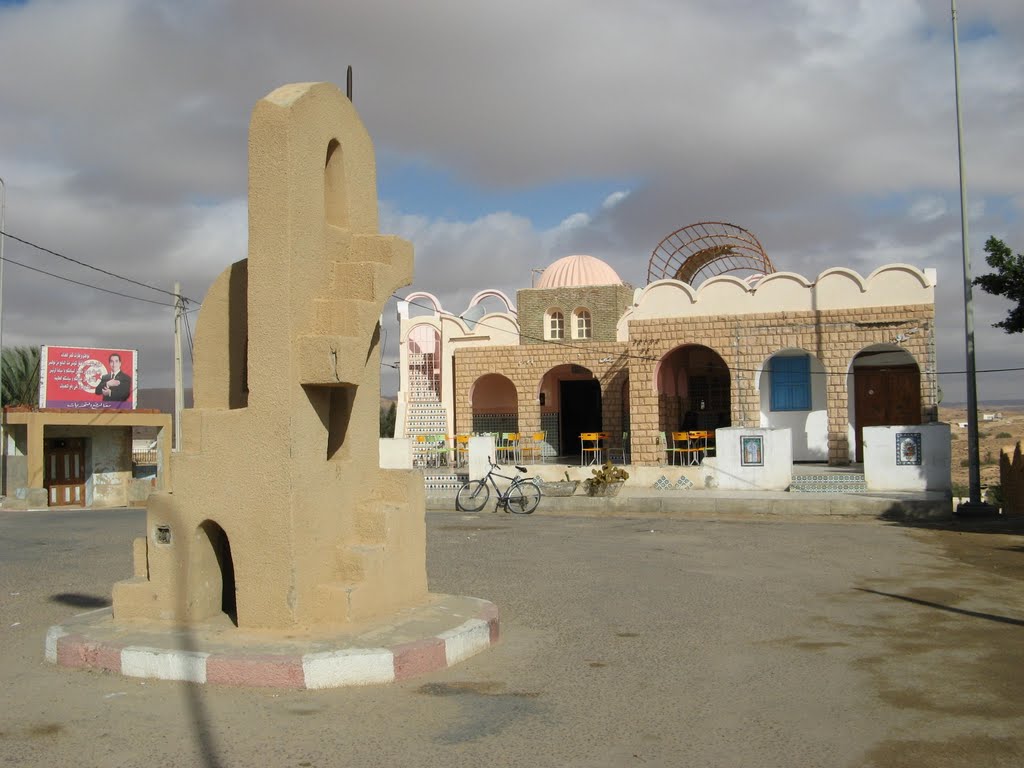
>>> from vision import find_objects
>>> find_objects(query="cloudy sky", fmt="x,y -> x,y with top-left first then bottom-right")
0,0 -> 1021,403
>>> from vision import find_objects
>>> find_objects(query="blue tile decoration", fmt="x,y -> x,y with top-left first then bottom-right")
674,476 -> 694,490
896,432 -> 923,466
740,435 -> 764,467
653,475 -> 672,490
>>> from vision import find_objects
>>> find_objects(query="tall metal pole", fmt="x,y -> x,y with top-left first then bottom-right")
0,175 -> 6,408
173,282 -> 183,452
952,0 -> 994,515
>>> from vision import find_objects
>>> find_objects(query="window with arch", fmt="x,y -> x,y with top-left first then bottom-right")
547,310 -> 565,340
573,308 -> 592,339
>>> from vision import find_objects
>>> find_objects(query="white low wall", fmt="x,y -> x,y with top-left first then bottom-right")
710,427 -> 793,490
468,435 -> 497,481
863,424 -> 951,492
379,438 -> 412,469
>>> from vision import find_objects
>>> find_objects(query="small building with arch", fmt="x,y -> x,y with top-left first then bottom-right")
395,223 -> 938,467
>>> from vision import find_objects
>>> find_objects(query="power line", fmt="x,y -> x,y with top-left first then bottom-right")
393,293 -> 1024,378
3,252 -> 178,307
0,228 -> 201,305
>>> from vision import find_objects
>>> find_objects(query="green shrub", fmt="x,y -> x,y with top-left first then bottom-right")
996,432 -> 1013,439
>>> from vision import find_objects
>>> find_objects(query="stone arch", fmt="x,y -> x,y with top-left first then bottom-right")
537,364 -> 600,457
470,373 -> 519,436
757,348 -> 828,461
466,289 -> 516,316
189,520 -> 238,626
847,344 -> 922,463
407,323 -> 442,401
655,344 -> 731,438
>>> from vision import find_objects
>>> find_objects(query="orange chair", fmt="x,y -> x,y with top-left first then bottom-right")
520,431 -> 546,463
669,431 -> 700,466
580,432 -> 603,465
454,435 -> 470,467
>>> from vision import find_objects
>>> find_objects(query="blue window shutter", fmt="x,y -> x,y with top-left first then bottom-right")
770,356 -> 811,411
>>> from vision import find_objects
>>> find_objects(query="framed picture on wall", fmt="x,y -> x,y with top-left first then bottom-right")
740,435 -> 764,467
895,433 -> 923,466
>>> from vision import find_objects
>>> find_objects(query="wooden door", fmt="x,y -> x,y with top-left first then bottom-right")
853,366 -> 921,462
45,438 -> 86,507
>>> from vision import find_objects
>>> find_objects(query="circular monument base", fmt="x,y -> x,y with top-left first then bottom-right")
45,594 -> 498,689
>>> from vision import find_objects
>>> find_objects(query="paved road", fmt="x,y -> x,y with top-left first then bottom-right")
2,508 -> 1023,767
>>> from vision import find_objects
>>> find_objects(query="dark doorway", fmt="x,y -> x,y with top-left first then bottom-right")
853,365 -> 921,462
560,379 -> 602,457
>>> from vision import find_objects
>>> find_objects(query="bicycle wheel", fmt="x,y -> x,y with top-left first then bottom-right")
506,481 -> 541,515
456,480 -> 490,512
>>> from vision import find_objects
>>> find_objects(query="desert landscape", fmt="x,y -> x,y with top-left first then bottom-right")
939,403 -> 1024,494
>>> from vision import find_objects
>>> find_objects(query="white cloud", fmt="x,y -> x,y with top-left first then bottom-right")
0,0 -> 1021,401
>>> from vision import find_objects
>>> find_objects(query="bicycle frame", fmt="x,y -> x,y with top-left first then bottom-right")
480,458 -> 530,503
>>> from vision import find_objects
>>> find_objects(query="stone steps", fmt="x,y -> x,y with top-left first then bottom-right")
790,473 -> 868,493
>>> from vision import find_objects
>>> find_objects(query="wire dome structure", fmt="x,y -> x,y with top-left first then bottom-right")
646,222 -> 776,287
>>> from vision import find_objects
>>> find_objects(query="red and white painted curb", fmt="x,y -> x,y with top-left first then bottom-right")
46,603 -> 499,689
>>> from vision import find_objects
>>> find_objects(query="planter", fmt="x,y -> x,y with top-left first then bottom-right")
586,481 -> 625,498
540,480 -> 579,497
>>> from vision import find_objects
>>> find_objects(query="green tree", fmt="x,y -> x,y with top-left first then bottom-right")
973,236 -> 1024,333
379,401 -> 397,438
1,345 -> 41,407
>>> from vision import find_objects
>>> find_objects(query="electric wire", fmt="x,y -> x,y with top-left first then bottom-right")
3,252 -> 178,307
392,293 -> 1024,378
0,228 -> 201,305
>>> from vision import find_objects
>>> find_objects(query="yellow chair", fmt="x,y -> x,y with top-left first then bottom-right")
520,431 -> 546,463
454,434 -> 470,467
669,431 -> 700,466
581,432 -> 603,465
498,432 -> 520,463
688,430 -> 715,463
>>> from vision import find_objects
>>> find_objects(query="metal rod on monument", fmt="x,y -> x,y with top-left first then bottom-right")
951,0 -> 991,516
174,282 -> 184,452
347,66 -> 353,102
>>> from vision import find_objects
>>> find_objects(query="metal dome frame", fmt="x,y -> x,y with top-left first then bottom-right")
647,222 -> 775,286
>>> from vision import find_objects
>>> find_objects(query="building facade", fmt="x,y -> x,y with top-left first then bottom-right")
396,240 -> 938,468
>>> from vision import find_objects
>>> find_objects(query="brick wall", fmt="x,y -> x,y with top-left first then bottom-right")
627,304 -> 936,466
455,302 -> 935,467
517,284 -> 634,345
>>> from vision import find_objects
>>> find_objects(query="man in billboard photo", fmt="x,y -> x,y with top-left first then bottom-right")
94,353 -> 132,402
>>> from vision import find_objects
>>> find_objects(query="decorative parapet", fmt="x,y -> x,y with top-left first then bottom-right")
618,264 -> 936,339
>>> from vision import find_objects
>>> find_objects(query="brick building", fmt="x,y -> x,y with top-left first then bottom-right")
395,239 -> 937,467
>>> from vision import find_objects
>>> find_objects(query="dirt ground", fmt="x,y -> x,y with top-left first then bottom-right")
939,404 -> 1023,493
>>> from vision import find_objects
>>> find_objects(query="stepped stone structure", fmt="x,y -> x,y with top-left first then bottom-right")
112,82 -> 429,629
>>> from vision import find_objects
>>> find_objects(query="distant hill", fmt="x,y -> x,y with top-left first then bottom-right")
137,388 -> 193,412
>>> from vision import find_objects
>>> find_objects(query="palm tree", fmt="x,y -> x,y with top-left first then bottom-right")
1,345 -> 41,407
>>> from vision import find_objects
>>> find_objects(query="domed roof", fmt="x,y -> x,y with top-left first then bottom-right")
536,254 -> 622,289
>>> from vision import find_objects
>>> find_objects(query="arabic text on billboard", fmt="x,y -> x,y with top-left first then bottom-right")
39,346 -> 138,411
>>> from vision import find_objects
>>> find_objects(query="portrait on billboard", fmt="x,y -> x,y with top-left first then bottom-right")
38,346 -> 138,410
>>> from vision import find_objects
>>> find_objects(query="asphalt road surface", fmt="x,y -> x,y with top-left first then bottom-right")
2,507 -> 1023,767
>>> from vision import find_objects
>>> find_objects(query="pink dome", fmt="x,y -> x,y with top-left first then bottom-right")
536,255 -> 622,289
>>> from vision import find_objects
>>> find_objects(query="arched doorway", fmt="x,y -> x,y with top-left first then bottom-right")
470,373 -> 518,436
758,349 -> 828,461
538,364 -> 601,458
190,520 -> 238,625
407,324 -> 442,402
848,346 -> 921,463
655,345 -> 730,436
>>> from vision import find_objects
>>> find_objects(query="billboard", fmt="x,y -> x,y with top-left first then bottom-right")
39,346 -> 138,410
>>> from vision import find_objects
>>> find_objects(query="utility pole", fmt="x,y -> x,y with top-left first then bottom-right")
174,282 -> 184,451
951,0 -> 996,516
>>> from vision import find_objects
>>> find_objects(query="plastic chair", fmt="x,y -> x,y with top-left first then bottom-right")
669,431 -> 700,466
688,430 -> 715,463
520,431 -> 546,463
454,435 -> 470,467
425,434 -> 451,467
498,432 -> 520,463
580,432 -> 603,465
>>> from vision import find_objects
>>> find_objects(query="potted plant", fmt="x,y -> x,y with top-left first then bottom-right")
538,471 -> 579,497
583,461 -> 630,497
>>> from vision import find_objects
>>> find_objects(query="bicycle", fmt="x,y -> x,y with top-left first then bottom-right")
456,457 -> 542,514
